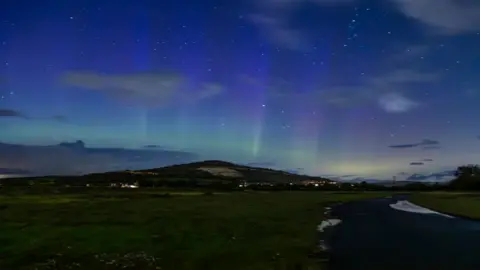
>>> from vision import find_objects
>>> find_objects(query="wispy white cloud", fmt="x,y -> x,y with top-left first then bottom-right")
317,68 -> 437,113
195,83 -> 224,100
389,0 -> 480,34
61,71 -> 223,107
378,92 -> 419,113
368,69 -> 439,86
250,0 -> 356,50
243,67 -> 434,113
249,13 -> 310,51
252,0 -> 480,51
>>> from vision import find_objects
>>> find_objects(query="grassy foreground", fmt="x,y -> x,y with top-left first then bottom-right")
410,192 -> 480,219
0,190 -> 386,270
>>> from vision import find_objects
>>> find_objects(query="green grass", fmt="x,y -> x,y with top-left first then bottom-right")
410,192 -> 480,219
0,190 -> 387,270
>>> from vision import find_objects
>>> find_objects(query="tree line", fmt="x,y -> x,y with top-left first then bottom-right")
1,164 -> 479,192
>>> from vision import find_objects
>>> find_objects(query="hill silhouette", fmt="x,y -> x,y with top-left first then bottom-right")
134,160 -> 332,183
0,160 -> 335,189
76,160 -> 335,187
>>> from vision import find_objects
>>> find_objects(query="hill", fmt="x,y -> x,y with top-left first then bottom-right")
0,160 -> 335,189
130,160 -> 334,184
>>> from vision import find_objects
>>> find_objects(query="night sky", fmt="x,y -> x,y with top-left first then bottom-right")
1,0 -> 480,181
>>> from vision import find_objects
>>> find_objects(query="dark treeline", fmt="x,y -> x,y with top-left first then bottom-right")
448,165 -> 480,190
1,164 -> 479,192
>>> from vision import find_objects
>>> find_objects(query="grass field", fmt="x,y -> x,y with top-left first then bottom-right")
410,192 -> 480,219
0,190 -> 387,270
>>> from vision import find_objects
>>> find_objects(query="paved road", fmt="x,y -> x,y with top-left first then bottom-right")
326,196 -> 480,270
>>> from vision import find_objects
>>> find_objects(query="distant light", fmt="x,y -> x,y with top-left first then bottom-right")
314,184 -> 319,187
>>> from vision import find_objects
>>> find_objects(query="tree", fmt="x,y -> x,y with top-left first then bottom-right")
454,165 -> 480,178
450,164 -> 480,190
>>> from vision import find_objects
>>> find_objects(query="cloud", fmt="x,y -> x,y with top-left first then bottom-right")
389,143 -> 419,149
250,0 -> 356,50
0,109 -> 28,119
61,71 -> 223,106
389,0 -> 480,34
422,158 -> 433,162
378,92 -> 419,113
195,83 -> 224,100
249,14 -> 309,51
252,0 -> 480,48
317,68 -> 437,112
406,170 -> 456,182
0,141 -> 199,177
245,161 -> 276,167
410,162 -> 424,166
389,139 -> 440,149
421,139 -> 440,145
246,67 -> 435,113
0,109 -> 69,122
143,145 -> 165,149
368,69 -> 439,86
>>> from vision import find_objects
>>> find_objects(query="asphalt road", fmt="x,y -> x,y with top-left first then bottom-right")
326,196 -> 480,270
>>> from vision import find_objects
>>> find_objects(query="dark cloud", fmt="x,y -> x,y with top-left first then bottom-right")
421,139 -> 440,145
0,109 -> 68,122
389,143 -> 419,149
0,141 -> 199,176
144,145 -> 165,149
422,158 -> 433,162
340,174 -> 357,178
389,139 -> 439,149
406,170 -> 456,182
246,162 -> 276,168
0,109 -> 28,119
410,162 -> 424,166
